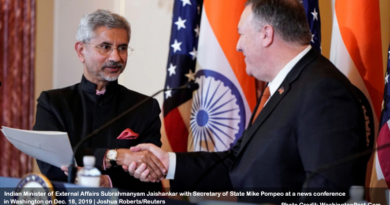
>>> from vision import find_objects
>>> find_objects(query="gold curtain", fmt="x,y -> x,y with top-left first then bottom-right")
0,0 -> 35,177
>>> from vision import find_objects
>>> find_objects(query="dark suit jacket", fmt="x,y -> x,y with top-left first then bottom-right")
171,49 -> 368,203
33,76 -> 162,191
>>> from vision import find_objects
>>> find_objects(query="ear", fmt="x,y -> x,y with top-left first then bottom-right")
75,42 -> 86,63
261,24 -> 274,47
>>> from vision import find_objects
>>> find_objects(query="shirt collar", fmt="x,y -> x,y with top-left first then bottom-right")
80,75 -> 119,95
268,45 -> 311,96
96,90 -> 106,95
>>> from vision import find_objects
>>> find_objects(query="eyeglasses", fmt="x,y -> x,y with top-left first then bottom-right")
88,43 -> 134,56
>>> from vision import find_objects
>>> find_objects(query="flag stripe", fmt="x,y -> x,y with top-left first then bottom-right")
335,0 -> 383,119
204,0 -> 257,111
377,121 -> 390,187
165,108 -> 189,152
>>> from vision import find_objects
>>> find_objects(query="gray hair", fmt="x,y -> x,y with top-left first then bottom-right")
246,0 -> 311,45
76,9 -> 131,43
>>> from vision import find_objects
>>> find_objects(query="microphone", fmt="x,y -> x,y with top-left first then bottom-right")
183,81 -> 199,91
67,82 -> 199,183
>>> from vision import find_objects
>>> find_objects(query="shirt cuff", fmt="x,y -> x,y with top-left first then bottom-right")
165,152 -> 176,180
102,150 -> 109,171
103,175 -> 113,188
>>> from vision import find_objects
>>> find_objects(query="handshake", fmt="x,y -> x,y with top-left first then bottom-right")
121,144 -> 169,183
61,144 -> 169,186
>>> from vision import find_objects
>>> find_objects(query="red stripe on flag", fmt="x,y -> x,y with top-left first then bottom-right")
377,122 -> 390,187
164,108 -> 188,152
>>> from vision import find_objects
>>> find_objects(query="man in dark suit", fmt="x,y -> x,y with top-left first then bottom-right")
33,9 -> 165,190
125,0 -> 367,203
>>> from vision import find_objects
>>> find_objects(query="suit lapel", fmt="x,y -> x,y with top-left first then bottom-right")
237,48 -> 319,156
239,83 -> 291,151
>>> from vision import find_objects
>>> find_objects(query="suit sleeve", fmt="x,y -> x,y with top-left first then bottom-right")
297,78 -> 366,191
137,99 -> 162,147
169,132 -> 247,191
33,92 -> 68,182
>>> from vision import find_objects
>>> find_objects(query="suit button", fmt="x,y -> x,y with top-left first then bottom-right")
97,101 -> 103,106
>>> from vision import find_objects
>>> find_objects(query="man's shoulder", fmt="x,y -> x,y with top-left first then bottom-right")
301,53 -> 350,83
287,49 -> 347,86
38,83 -> 80,101
117,85 -> 156,102
116,85 -> 160,113
288,52 -> 357,100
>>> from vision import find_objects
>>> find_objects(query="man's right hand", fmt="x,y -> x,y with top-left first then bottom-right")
116,148 -> 166,182
123,144 -> 169,182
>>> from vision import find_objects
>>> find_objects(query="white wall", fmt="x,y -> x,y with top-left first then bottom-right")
53,0 -> 173,105
119,1 -> 173,104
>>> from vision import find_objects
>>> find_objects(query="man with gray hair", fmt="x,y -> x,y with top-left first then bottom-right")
33,9 -> 165,190
126,0 -> 368,203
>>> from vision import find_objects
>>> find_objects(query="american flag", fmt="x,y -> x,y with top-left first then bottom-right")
302,0 -> 321,53
163,0 -> 203,152
376,44 -> 390,189
379,46 -> 390,126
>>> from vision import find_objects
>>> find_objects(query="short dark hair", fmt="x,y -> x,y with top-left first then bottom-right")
246,0 -> 311,45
